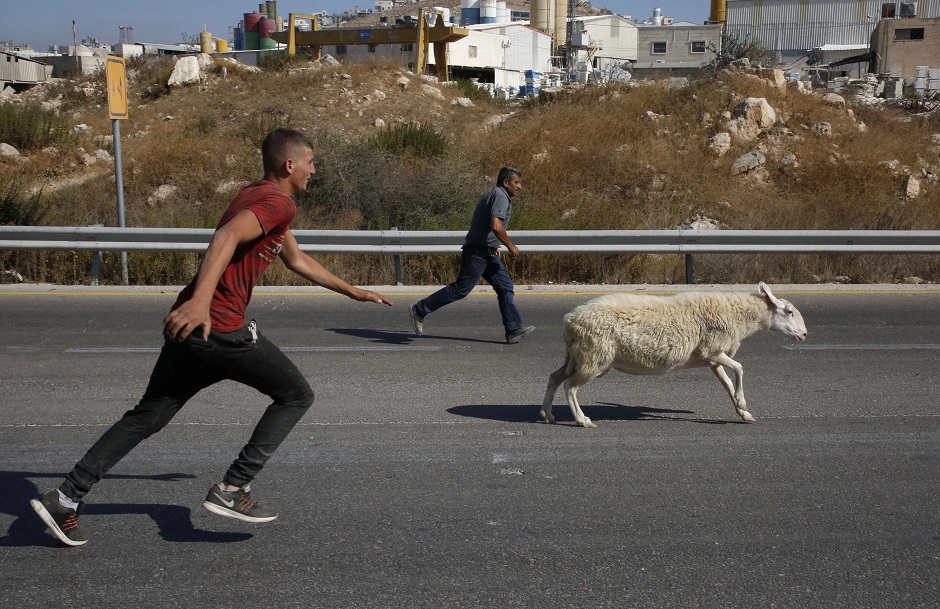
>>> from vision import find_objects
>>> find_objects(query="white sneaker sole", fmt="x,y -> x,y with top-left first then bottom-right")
202,500 -> 278,523
30,499 -> 87,547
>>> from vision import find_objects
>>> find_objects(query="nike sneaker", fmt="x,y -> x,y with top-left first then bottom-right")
202,483 -> 278,523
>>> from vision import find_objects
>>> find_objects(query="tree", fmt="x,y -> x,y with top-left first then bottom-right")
705,31 -> 768,69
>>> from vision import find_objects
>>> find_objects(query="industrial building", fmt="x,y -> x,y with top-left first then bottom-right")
721,0 -> 940,73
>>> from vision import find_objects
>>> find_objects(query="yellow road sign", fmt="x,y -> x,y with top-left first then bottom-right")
106,55 -> 128,120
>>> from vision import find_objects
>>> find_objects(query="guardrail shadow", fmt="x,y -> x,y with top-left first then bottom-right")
1,470 -> 252,547
448,402 -> 734,425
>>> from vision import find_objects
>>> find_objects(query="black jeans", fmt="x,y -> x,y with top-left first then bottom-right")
60,324 -> 314,500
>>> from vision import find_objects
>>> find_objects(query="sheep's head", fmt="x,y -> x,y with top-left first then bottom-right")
759,282 -> 808,341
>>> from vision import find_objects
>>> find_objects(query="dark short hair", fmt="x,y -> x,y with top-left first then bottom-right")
496,166 -> 521,187
261,129 -> 314,174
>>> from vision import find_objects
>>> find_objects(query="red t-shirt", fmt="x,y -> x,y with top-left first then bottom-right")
172,180 -> 296,332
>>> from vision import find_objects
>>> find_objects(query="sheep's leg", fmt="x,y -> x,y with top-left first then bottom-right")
710,353 -> 754,422
563,371 -> 597,429
540,358 -> 571,424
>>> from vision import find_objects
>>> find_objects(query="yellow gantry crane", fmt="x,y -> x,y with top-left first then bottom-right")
272,10 -> 469,81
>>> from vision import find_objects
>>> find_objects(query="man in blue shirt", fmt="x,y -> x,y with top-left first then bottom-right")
410,166 -> 535,344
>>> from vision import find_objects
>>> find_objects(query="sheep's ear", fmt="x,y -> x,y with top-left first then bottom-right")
759,281 -> 782,307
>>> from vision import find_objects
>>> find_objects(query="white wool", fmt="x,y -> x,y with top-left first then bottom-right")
541,284 -> 807,428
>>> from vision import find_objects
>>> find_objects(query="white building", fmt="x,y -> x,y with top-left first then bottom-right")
569,14 -> 639,72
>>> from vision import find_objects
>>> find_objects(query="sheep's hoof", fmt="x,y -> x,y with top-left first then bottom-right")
580,418 -> 597,429
739,411 -> 756,423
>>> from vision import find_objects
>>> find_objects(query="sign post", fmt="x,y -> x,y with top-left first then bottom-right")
106,55 -> 129,284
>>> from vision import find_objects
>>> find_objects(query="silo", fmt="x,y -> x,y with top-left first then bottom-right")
266,1 -> 281,31
461,0 -> 480,26
481,0 -> 496,24
259,16 -> 277,49
496,1 -> 507,23
709,0 -> 726,23
532,0 -> 554,35
243,12 -> 262,50
233,25 -> 243,51
554,0 -> 567,46
200,31 -> 214,53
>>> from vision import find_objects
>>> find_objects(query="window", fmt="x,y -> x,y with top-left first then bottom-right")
895,27 -> 925,40
468,45 -> 478,58
368,44 -> 377,53
690,41 -> 706,54
336,45 -> 347,54
881,2 -> 896,17
652,41 -> 667,54
400,43 -> 414,52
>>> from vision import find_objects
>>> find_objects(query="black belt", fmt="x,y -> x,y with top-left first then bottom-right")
465,245 -> 497,256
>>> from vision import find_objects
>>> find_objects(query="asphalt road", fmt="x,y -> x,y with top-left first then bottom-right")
1,284 -> 938,608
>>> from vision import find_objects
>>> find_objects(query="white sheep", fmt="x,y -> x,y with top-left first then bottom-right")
541,282 -> 808,428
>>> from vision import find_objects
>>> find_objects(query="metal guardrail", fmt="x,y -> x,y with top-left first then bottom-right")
3,226 -> 940,284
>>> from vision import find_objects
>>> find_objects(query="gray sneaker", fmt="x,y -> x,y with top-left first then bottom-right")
409,304 -> 424,336
31,489 -> 88,547
202,483 -> 277,523
505,325 -> 535,344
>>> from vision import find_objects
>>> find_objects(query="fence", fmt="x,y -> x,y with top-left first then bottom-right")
3,226 -> 940,284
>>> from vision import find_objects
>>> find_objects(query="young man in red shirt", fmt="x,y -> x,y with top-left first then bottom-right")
31,129 -> 392,546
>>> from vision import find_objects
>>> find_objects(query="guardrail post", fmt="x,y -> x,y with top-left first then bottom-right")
90,224 -> 103,286
390,227 -> 403,286
685,254 -> 694,284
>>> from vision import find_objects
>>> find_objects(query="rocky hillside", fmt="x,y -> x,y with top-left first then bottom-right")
1,53 -> 939,285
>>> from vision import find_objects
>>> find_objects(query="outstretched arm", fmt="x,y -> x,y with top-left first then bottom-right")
490,216 -> 519,256
279,231 -> 393,306
164,209 -> 264,341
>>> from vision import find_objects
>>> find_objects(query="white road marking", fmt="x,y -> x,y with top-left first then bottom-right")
783,344 -> 940,350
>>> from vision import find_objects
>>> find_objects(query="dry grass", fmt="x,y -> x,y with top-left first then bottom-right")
1,55 -> 939,285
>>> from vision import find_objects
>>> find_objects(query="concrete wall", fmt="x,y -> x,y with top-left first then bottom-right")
870,17 -> 940,78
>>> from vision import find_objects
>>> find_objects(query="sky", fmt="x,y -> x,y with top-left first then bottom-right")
1,0 -> 712,50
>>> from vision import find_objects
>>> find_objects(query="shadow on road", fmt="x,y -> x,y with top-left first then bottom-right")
1,471 -> 252,547
329,327 -> 505,345
448,402 -> 734,425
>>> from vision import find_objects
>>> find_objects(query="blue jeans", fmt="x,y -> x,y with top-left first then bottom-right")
415,247 -> 523,333
60,324 -> 314,500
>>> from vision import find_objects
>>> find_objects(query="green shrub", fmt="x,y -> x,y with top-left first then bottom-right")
367,121 -> 449,158
0,103 -> 76,150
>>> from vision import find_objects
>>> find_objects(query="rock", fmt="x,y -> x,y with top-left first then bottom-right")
451,97 -> 474,107
396,76 -> 410,89
759,68 -> 786,89
373,118 -> 386,128
371,89 -> 387,101
905,175 -> 921,199
0,143 -> 20,157
708,132 -> 731,156
168,56 -> 201,87
94,149 -> 111,162
420,84 -> 445,100
319,54 -> 341,68
812,122 -> 832,137
147,184 -> 179,206
0,270 -> 24,283
195,53 -> 213,70
531,151 -> 550,164
726,98 -> 776,143
74,123 -> 91,134
732,97 -> 776,129
823,93 -> 846,107
731,150 -> 766,175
